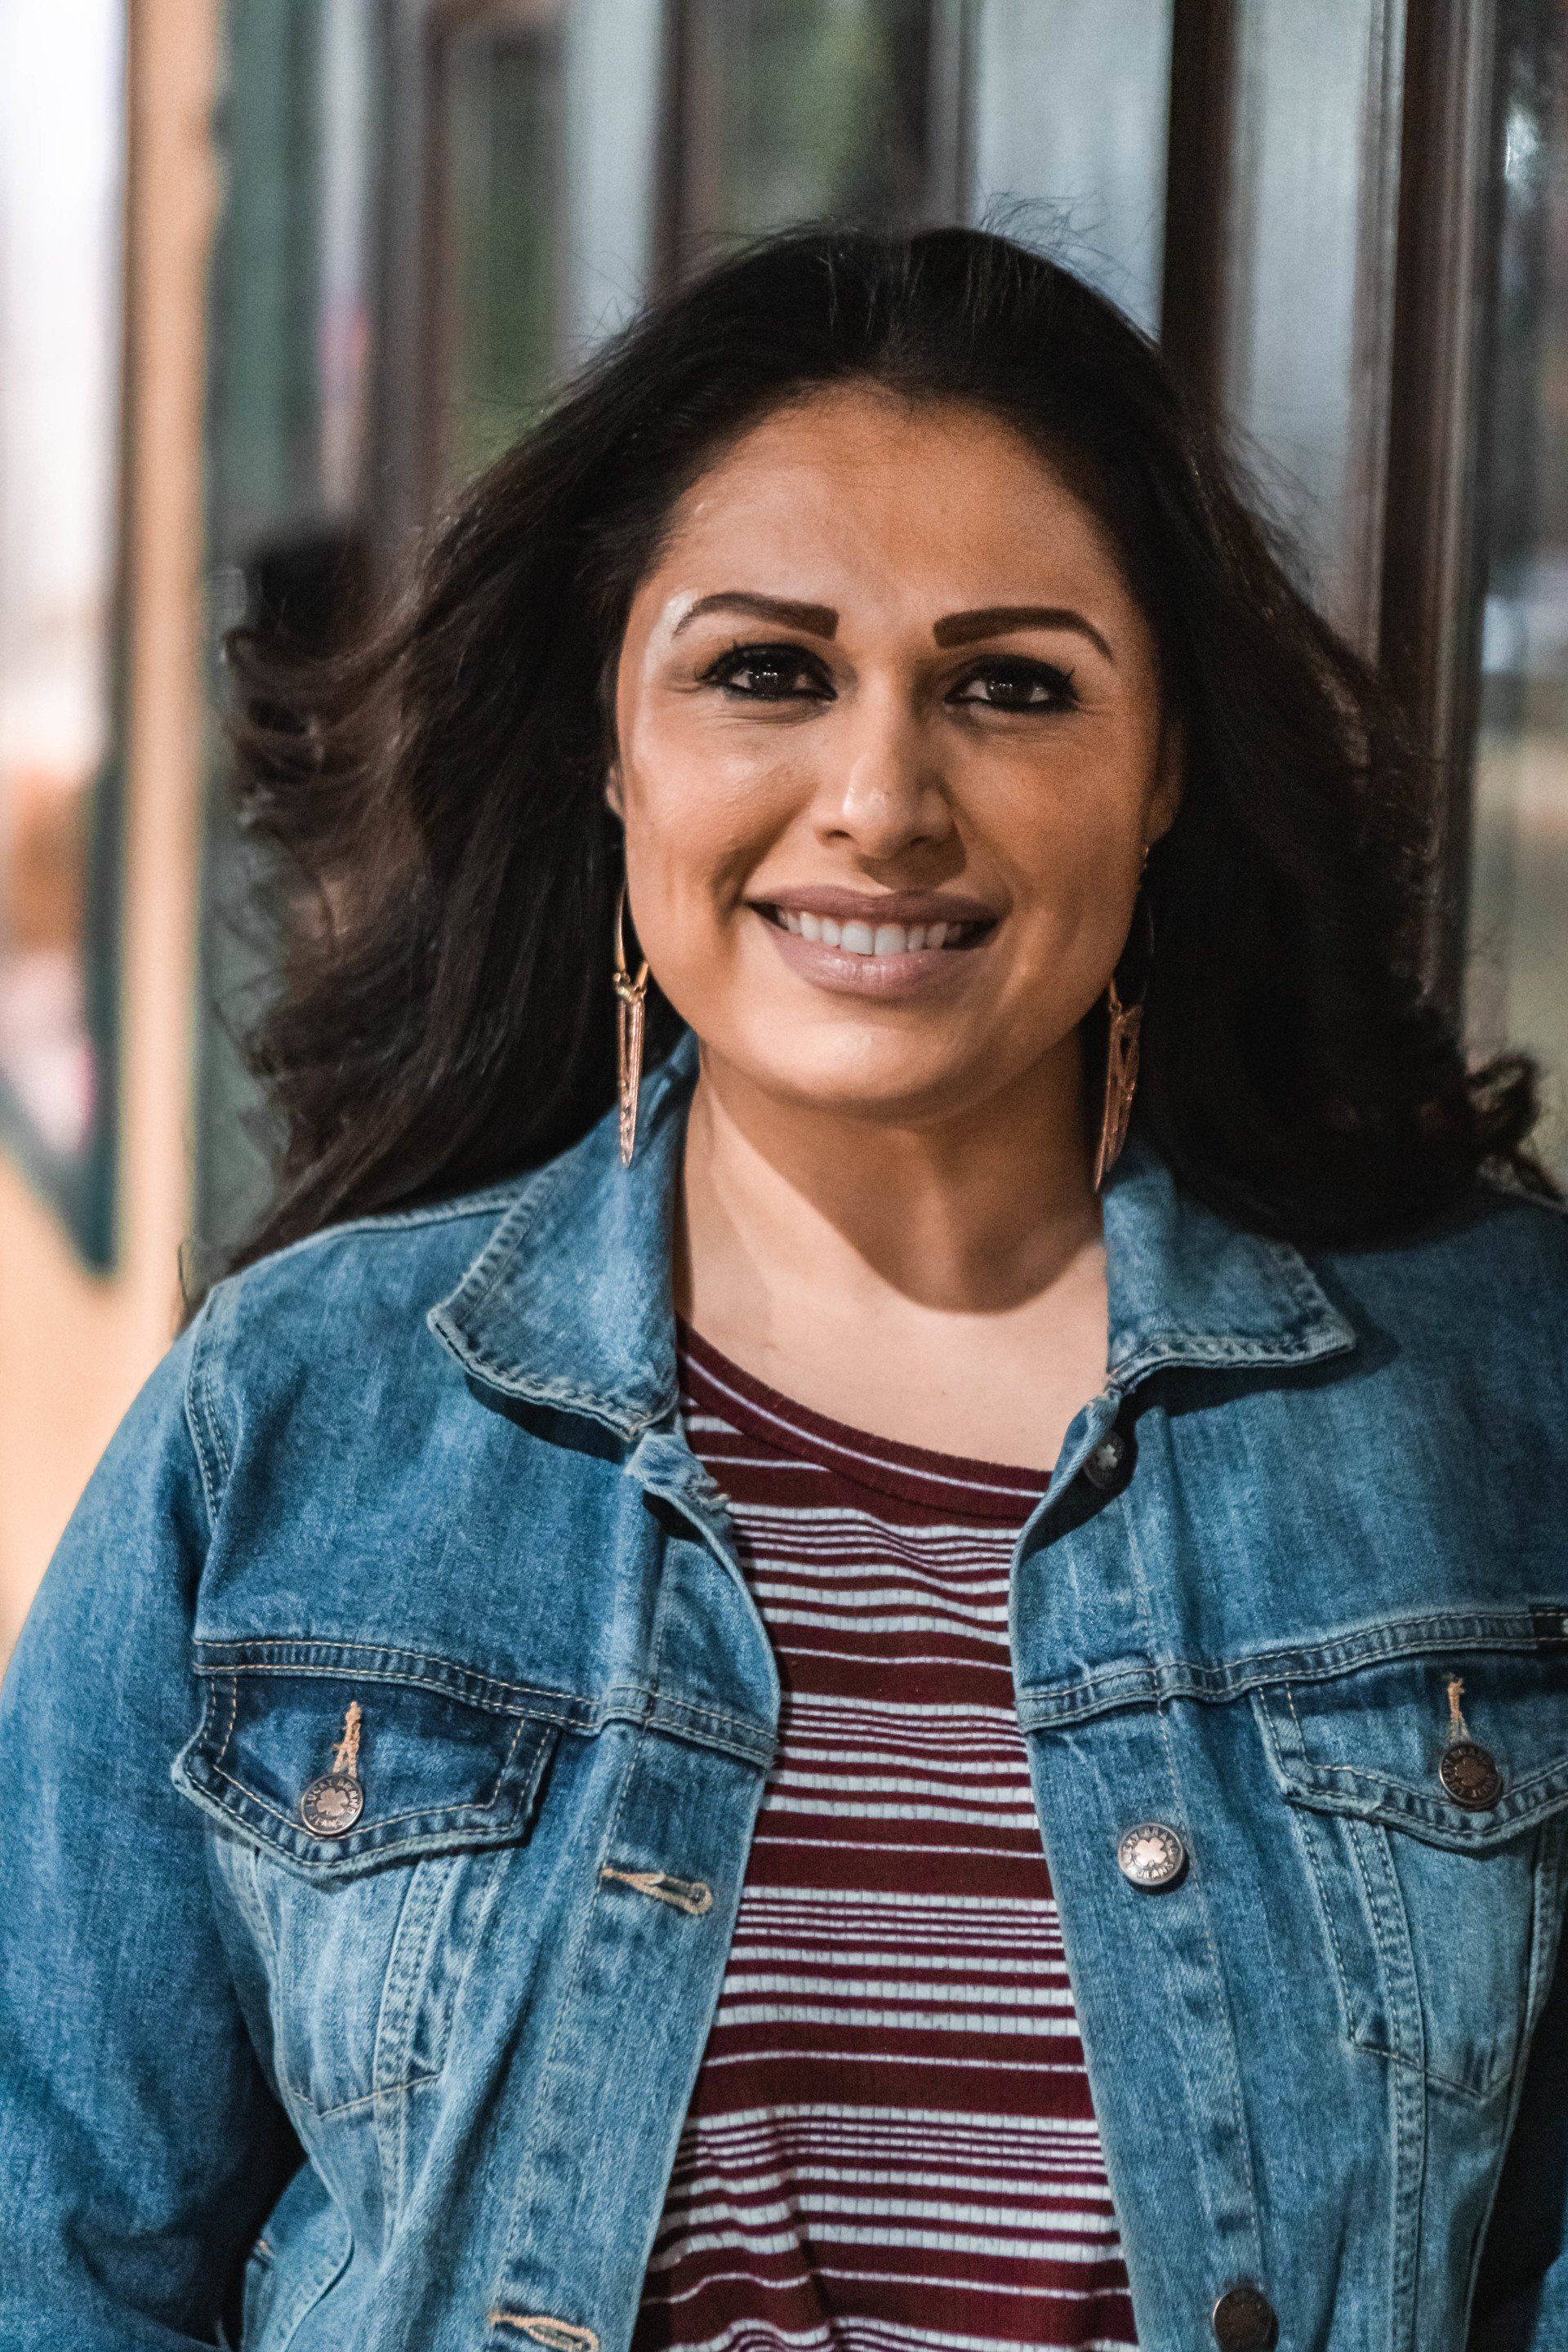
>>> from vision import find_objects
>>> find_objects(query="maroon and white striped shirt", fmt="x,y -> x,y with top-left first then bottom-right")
631,1321 -> 1138,2352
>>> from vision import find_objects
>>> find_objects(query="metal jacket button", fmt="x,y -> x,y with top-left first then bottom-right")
1083,1428 -> 1129,1490
1439,1739 -> 1504,1811
1117,1820 -> 1187,1889
1211,2282 -> 1278,2349
300,1771 -> 364,1836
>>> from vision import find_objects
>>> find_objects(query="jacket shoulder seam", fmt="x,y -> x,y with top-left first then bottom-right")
184,1298 -> 227,1535
207,1181 -> 529,1303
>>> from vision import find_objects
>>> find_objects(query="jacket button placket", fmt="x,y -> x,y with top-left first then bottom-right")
1211,2279 -> 1278,2349
1116,1820 -> 1188,1890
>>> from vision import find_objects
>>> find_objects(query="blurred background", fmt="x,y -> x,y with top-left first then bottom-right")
0,0 -> 1564,1648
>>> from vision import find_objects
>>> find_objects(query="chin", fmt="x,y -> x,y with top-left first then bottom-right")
728,1022 -> 1022,1126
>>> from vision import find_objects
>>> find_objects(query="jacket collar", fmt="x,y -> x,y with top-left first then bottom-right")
429,1028 -> 1356,1437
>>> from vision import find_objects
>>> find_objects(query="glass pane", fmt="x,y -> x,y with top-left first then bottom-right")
679,0 -> 937,251
0,0 -> 123,1181
437,2 -> 567,486
1467,0 -> 1568,1180
969,0 -> 1173,336
199,0 -> 378,1267
559,0 -> 663,358
1214,0 -> 1405,638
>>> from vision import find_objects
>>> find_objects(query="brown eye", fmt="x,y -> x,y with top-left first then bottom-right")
950,658 -> 1078,711
702,643 -> 833,702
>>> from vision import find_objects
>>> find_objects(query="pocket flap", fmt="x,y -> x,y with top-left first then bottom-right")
175,1654 -> 560,1880
1254,1648 -> 1568,1851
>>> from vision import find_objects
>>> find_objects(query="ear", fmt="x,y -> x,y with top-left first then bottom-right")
604,764 -> 626,822
1145,714 -> 1184,844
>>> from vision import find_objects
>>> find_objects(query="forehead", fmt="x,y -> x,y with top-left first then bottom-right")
648,385 -> 1132,607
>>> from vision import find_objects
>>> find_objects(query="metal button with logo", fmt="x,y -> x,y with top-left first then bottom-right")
1438,1739 -> 1504,1811
1082,1427 -> 1129,1491
300,1771 -> 365,1837
1116,1820 -> 1187,1890
1211,2282 -> 1277,2350
300,1698 -> 367,1838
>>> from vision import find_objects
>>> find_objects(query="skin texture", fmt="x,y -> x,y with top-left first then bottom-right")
609,387 -> 1181,1470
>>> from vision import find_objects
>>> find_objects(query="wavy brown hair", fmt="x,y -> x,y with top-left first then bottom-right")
207,223 -> 1552,1301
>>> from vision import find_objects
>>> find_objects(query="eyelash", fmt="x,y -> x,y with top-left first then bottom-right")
697,640 -> 1080,712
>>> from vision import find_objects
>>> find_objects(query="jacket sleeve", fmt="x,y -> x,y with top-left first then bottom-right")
0,1316 -> 298,2347
1468,1893 -> 1568,2350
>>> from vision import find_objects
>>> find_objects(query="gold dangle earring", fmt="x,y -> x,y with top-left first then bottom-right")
612,881 -> 650,1167
1093,852 -> 1153,1192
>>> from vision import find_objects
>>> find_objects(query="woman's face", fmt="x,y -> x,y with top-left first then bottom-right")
611,385 -> 1180,1131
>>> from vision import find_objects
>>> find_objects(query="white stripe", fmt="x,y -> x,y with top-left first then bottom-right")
719,1969 -> 1076,2005
649,2216 -> 1119,2265
685,1361 -> 1042,1496
710,2000 -> 1083,2036
677,2107 -> 1104,2145
647,2263 -> 1125,2314
721,1947 -> 1066,1980
767,1766 -> 1033,1802
658,2187 -> 1116,2235
699,2045 -> 1086,2073
733,1886 -> 1058,1916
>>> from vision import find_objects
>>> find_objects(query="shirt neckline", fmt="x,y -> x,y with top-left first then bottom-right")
675,1315 -> 1050,1521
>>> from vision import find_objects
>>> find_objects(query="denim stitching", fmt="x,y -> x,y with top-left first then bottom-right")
189,1647 -> 775,1754
212,1677 -> 239,1775
1123,1484 -> 1264,2262
372,1853 -> 459,2194
196,1640 -> 587,1704
483,1723 -> 644,2341
295,2069 -> 442,2123
198,1759 -> 519,1841
1275,1690 -> 1356,2024
1017,1608 -> 1568,1722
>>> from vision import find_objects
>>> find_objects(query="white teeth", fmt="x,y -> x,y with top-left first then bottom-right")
774,908 -> 979,953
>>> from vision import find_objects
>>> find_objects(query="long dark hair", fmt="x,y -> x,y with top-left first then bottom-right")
211,223 -> 1550,1298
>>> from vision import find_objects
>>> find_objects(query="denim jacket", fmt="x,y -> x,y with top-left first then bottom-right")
2,1029 -> 1566,2352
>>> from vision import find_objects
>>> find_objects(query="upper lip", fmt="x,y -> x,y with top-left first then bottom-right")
748,885 -> 1000,925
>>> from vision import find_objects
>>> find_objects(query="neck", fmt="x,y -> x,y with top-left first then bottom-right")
676,1035 -> 1101,1333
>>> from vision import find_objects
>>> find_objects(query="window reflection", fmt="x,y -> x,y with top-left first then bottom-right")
1468,0 -> 1568,1178
434,1 -> 568,488
0,0 -> 122,1173
675,0 -> 938,252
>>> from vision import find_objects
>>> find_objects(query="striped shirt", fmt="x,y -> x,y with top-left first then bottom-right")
630,1321 -> 1138,2352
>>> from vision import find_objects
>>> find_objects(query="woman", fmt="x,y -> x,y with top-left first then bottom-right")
1,225 -> 1565,2352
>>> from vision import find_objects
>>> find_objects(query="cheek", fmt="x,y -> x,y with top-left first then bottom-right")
987,725 -> 1152,898
617,720 -> 790,946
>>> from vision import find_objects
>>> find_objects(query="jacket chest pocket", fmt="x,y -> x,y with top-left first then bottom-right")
174,1649 -> 564,2122
1254,1645 -> 1568,2104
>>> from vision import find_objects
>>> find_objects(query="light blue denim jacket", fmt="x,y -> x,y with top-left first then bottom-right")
2,1030 -> 1567,2352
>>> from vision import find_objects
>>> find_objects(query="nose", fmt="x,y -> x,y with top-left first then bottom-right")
812,685 -> 954,862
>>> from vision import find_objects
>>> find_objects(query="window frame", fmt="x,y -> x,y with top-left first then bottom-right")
0,3 -> 131,1268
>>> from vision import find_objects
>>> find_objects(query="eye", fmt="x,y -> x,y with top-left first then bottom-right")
700,641 -> 834,702
949,657 -> 1079,712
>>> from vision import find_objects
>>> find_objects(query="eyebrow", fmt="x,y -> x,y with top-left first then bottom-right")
671,590 -> 1114,665
673,591 -> 839,639
933,605 -> 1114,662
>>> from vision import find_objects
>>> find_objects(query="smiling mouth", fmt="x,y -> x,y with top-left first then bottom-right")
755,905 -> 995,956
